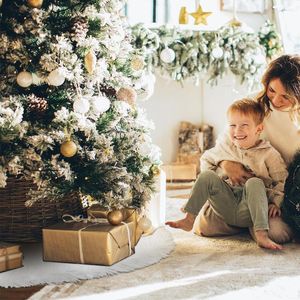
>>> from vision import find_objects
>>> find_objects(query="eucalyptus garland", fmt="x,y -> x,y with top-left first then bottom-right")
131,21 -> 282,88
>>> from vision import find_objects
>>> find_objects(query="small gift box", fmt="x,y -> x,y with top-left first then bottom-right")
87,205 -> 143,245
43,218 -> 136,266
0,242 -> 23,273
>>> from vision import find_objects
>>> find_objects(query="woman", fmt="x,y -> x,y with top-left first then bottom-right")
196,54 -> 300,243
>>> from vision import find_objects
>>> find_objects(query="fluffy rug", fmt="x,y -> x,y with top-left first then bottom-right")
0,227 -> 174,288
29,195 -> 300,300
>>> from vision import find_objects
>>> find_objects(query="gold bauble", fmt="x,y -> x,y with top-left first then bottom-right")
84,50 -> 97,75
27,0 -> 43,8
107,210 -> 124,226
116,87 -> 137,106
151,165 -> 161,176
60,140 -> 77,158
179,7 -> 189,24
130,56 -> 144,71
190,5 -> 212,25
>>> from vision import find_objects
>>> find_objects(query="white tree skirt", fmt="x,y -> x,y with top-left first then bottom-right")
0,227 -> 174,288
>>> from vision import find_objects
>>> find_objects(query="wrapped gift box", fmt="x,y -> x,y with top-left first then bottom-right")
0,242 -> 23,273
87,206 -> 143,245
43,220 -> 135,266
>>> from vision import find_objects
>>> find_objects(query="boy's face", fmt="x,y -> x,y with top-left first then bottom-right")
228,111 -> 263,149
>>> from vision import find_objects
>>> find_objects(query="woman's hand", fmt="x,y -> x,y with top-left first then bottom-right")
219,160 -> 254,186
268,203 -> 281,218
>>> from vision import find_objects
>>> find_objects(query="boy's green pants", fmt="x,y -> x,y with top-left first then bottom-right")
184,170 -> 269,230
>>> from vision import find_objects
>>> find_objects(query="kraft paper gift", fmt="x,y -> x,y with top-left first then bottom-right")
43,220 -> 135,266
0,242 -> 23,273
87,205 -> 143,245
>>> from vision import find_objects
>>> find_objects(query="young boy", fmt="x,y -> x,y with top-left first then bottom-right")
166,99 -> 288,250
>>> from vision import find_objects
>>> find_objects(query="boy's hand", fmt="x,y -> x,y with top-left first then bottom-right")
220,161 -> 254,186
268,203 -> 281,218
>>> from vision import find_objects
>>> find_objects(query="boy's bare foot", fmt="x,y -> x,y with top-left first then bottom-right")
165,213 -> 196,231
255,230 -> 283,250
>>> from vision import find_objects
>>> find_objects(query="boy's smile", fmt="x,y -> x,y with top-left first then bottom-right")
228,111 -> 264,149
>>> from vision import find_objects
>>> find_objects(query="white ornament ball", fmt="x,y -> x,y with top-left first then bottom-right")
254,53 -> 266,65
16,71 -> 33,88
91,96 -> 111,114
160,48 -> 176,64
138,216 -> 152,232
212,47 -> 224,59
73,97 -> 90,114
47,69 -> 65,86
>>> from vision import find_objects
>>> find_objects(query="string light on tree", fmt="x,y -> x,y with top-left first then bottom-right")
27,0 -> 43,8
16,71 -> 33,88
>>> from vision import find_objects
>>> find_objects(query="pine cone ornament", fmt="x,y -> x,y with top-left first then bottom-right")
100,84 -> 117,98
28,94 -> 48,118
70,17 -> 88,43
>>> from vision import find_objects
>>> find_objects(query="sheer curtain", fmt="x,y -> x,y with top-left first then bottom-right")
273,0 -> 300,53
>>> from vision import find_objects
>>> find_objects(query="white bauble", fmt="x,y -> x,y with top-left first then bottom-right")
212,47 -> 224,59
138,216 -> 152,232
73,97 -> 90,114
254,53 -> 266,65
32,73 -> 43,85
91,96 -> 111,114
47,68 -> 65,86
160,47 -> 176,64
16,71 -> 33,88
138,82 -> 154,101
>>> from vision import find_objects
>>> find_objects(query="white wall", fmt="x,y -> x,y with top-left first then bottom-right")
138,1 -> 271,164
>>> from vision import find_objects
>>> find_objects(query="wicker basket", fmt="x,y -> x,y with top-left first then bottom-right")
0,177 -> 83,242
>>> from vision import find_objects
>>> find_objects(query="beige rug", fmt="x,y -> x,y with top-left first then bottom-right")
30,195 -> 300,300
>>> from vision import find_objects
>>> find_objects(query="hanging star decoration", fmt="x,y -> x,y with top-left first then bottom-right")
190,5 -> 212,25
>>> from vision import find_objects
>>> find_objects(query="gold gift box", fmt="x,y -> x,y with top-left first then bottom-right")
87,205 -> 143,246
43,220 -> 136,266
0,242 -> 23,273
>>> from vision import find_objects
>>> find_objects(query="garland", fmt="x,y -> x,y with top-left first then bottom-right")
131,20 -> 282,88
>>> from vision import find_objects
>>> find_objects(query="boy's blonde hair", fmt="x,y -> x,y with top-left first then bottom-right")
227,98 -> 265,125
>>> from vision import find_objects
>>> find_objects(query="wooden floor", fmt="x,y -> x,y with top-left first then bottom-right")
0,286 -> 44,300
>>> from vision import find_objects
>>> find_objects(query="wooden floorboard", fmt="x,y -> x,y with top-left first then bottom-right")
0,285 -> 45,300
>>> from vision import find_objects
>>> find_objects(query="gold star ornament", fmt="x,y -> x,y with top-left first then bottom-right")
190,5 -> 212,25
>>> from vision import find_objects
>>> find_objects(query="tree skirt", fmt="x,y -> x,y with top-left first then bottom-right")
0,227 -> 174,288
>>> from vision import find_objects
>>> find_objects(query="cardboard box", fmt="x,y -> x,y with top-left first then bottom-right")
0,242 -> 23,273
161,163 -> 197,181
43,220 -> 135,266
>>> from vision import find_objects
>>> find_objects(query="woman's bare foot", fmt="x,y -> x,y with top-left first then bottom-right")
165,213 -> 196,231
255,230 -> 283,250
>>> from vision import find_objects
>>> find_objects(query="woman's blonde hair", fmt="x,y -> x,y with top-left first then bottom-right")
227,98 -> 265,125
256,54 -> 300,117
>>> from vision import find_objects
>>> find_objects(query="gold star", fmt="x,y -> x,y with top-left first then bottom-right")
190,5 -> 212,25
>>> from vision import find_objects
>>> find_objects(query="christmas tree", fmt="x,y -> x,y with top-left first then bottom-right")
0,0 -> 160,210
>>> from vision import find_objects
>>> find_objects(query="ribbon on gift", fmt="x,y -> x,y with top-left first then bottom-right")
62,214 -> 132,264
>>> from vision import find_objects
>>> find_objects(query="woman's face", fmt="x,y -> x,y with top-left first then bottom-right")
267,78 -> 295,111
